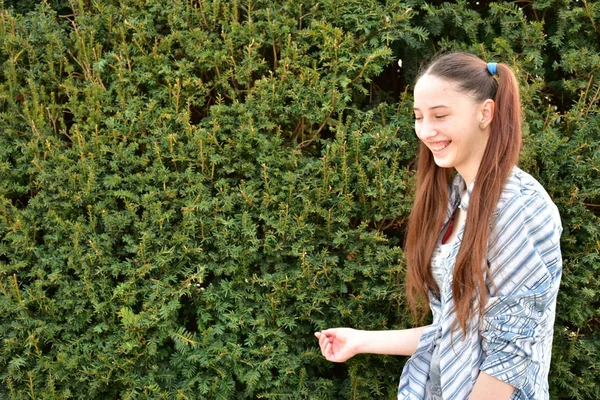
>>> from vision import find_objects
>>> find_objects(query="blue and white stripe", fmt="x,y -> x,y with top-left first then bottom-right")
398,167 -> 562,399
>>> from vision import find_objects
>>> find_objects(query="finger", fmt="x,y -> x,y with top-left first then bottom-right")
322,340 -> 331,359
325,342 -> 339,362
317,334 -> 328,355
324,341 -> 332,360
320,328 -> 334,337
318,332 -> 328,348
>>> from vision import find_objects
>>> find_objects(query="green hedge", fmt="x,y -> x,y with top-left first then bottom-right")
0,0 -> 598,398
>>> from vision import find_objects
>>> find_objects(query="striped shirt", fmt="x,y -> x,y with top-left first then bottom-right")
398,167 -> 563,399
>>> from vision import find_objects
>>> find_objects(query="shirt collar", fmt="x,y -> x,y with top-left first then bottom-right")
450,174 -> 474,212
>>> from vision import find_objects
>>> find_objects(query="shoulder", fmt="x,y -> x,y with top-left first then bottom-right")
495,166 -> 562,231
488,167 -> 563,292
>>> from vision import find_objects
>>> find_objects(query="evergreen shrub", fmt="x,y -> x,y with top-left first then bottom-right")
0,0 -> 598,399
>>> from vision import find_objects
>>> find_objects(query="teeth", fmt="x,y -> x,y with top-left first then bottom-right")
431,142 -> 450,152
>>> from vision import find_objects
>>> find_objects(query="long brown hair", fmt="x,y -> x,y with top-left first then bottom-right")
405,52 -> 522,334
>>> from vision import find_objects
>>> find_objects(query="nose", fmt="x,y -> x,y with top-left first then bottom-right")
416,119 -> 436,140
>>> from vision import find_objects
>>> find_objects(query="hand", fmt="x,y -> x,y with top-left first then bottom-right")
314,328 -> 361,363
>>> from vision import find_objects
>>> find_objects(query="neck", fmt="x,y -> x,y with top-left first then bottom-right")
457,170 -> 475,187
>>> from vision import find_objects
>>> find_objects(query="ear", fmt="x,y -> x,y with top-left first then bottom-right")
479,99 -> 495,129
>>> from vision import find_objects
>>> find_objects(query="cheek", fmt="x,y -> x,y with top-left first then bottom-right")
414,122 -> 422,138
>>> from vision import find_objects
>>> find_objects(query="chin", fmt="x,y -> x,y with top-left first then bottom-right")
432,158 -> 454,169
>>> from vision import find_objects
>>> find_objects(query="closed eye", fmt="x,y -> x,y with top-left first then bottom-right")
435,115 -> 448,119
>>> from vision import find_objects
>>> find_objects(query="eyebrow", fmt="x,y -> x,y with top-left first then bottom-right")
413,105 -> 450,111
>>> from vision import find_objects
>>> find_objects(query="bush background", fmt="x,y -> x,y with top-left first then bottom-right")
0,0 -> 598,399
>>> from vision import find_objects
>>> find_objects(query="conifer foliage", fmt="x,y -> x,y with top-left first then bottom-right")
0,0 -> 598,399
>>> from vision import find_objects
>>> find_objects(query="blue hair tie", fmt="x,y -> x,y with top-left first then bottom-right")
487,62 -> 498,76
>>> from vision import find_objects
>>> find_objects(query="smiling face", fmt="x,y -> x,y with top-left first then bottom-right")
413,73 -> 494,185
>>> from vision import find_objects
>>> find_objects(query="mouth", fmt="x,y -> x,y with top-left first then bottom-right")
429,141 -> 451,152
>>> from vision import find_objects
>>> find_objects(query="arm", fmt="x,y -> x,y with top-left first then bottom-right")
469,371 -> 514,400
314,326 -> 426,363
479,186 -> 562,393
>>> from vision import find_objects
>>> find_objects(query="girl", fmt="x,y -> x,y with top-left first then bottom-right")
315,52 -> 562,400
